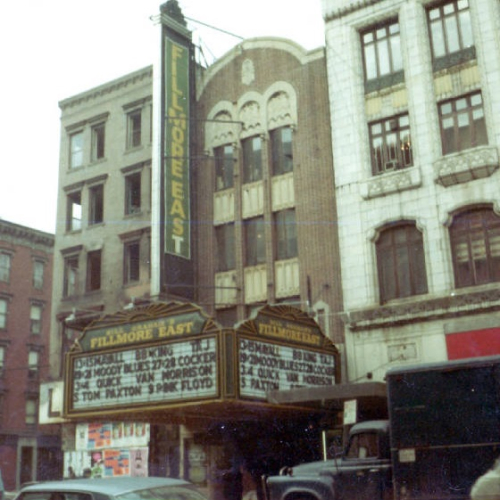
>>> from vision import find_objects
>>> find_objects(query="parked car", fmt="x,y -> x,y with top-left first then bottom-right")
470,459 -> 500,500
14,477 -> 208,500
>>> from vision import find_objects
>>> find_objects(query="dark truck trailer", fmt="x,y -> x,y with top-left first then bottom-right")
388,355 -> 500,499
264,355 -> 500,500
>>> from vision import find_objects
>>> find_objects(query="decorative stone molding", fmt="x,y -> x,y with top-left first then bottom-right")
239,101 -> 262,135
242,59 -> 255,86
360,166 -> 422,199
268,91 -> 293,130
344,286 -> 500,331
0,220 -> 54,248
59,66 -> 153,111
433,146 -> 499,187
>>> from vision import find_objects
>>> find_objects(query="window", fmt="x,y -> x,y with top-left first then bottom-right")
242,136 -> 263,183
25,398 -> 37,425
450,207 -> 500,288
124,241 -> 140,284
270,127 -> 293,175
127,110 -> 142,149
245,217 -> 266,266
125,172 -> 141,214
214,144 -> 234,190
362,21 -> 403,85
28,351 -> 39,378
346,433 -> 379,459
0,253 -> 11,282
369,114 -> 412,175
33,260 -> 44,289
63,256 -> 79,297
70,131 -> 84,168
428,0 -> 474,62
215,223 -> 235,272
86,250 -> 101,292
30,304 -> 43,334
376,223 -> 428,303
439,93 -> 487,155
0,347 -> 4,376
67,191 -> 82,232
89,184 -> 104,225
275,209 -> 298,260
91,123 -> 105,161
0,299 -> 7,329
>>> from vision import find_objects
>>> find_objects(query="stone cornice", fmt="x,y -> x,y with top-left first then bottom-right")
345,287 -> 500,331
324,0 -> 385,22
0,220 -> 54,248
59,66 -> 153,112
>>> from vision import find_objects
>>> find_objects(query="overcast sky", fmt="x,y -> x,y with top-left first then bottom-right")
1,1 -> 324,234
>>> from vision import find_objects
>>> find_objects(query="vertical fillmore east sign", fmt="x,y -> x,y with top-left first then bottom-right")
164,35 -> 190,259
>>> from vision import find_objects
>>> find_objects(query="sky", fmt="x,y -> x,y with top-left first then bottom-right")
1,0 -> 325,234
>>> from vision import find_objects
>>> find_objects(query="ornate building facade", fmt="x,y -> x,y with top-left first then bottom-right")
322,0 -> 500,381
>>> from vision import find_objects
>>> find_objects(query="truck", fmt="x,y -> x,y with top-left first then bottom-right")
264,355 -> 500,500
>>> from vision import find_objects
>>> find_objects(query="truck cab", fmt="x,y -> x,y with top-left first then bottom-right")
322,420 -> 392,500
264,420 -> 392,500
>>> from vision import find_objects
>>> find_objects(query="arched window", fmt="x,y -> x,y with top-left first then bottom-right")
376,222 -> 428,303
450,207 -> 500,288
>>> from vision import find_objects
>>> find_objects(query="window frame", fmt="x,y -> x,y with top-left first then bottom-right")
69,130 -> 84,169
0,298 -> 8,329
30,304 -> 43,335
86,250 -> 102,292
125,172 -> 142,215
25,398 -> 38,425
123,240 -> 141,284
438,92 -> 487,155
66,191 -> 82,232
28,350 -> 39,378
127,110 -> 142,149
242,136 -> 263,184
91,122 -> 106,162
427,0 -> 475,69
270,127 -> 293,176
450,207 -> 500,288
0,252 -> 12,283
88,184 -> 104,226
275,209 -> 298,260
0,346 -> 4,377
369,114 -> 413,175
361,20 -> 403,91
215,223 -> 235,272
63,255 -> 79,298
33,260 -> 44,289
376,222 -> 428,304
244,217 -> 266,267
214,144 -> 234,191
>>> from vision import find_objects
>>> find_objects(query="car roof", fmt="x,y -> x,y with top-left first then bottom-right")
18,477 -> 192,496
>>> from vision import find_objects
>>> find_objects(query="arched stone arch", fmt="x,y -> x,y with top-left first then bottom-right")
264,82 -> 298,131
237,91 -> 264,139
205,101 -> 239,151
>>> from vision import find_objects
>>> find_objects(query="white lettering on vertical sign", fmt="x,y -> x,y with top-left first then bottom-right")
238,337 -> 336,400
70,337 -> 218,412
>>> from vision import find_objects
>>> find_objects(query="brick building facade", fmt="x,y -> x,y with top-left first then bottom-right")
0,220 -> 57,490
193,38 -> 344,347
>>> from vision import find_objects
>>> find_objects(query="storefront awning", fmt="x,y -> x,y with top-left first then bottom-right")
266,382 -> 388,420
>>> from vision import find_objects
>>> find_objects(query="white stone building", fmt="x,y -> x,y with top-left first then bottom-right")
322,0 -> 500,381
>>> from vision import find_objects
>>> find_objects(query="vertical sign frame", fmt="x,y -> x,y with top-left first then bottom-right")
164,32 -> 191,259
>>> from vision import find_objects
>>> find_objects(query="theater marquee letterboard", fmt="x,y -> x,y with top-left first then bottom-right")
238,337 -> 336,400
64,303 -> 339,417
69,335 -> 218,412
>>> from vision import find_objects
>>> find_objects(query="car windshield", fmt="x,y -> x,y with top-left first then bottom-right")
117,486 -> 206,500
